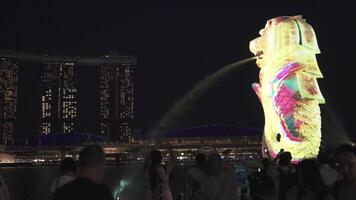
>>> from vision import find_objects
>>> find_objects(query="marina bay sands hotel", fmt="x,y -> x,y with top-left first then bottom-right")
0,51 -> 135,144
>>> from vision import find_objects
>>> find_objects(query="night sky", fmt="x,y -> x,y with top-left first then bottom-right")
0,1 -> 355,140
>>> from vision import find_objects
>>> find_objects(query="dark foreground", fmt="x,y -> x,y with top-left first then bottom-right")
2,165 -> 188,200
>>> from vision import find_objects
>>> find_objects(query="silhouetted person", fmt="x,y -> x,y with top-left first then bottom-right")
50,157 -> 77,193
146,148 -> 176,200
261,158 -> 272,177
193,153 -> 238,200
0,168 -> 10,200
262,158 -> 269,170
273,149 -> 285,164
328,158 -> 337,170
277,152 -> 297,200
318,152 -> 340,187
51,145 -> 113,200
286,159 -> 334,200
186,153 -> 207,199
332,144 -> 356,200
251,173 -> 276,200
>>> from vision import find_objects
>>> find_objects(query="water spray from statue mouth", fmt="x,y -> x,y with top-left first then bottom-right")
112,55 -> 261,200
256,51 -> 263,59
150,55 -> 259,139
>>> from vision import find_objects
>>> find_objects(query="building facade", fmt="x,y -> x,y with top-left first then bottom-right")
0,58 -> 18,144
0,51 -> 134,143
40,63 -> 78,135
99,58 -> 134,142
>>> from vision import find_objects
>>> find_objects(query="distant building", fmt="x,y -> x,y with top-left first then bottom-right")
0,51 -> 135,143
0,58 -> 18,144
7,125 -> 263,165
138,125 -> 264,161
99,55 -> 134,142
40,62 -> 78,135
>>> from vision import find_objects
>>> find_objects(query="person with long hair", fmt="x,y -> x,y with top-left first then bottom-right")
145,148 -> 176,200
286,159 -> 334,200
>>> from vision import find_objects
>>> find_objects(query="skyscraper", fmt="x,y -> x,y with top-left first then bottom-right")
99,56 -> 134,142
0,58 -> 18,144
40,62 -> 78,135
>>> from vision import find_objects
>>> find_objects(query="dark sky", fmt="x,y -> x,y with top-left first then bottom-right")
1,1 -> 355,139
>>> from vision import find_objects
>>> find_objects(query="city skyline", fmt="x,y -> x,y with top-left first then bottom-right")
0,52 -> 135,143
99,55 -> 134,142
0,58 -> 18,144
0,1 -> 355,141
40,62 -> 78,135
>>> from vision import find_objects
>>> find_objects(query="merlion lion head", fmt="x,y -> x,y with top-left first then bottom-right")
249,15 -> 320,67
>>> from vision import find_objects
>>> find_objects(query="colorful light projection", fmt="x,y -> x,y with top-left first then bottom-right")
249,15 -> 325,162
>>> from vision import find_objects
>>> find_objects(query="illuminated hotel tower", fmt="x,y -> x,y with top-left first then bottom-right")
0,58 -> 18,144
99,57 -> 134,142
40,62 -> 77,134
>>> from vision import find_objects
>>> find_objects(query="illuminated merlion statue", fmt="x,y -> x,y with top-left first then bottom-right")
249,15 -> 325,162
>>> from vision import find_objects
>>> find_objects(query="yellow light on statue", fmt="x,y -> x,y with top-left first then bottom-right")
250,15 -> 324,162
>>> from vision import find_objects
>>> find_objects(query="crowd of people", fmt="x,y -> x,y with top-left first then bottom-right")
243,144 -> 356,200
0,143 -> 355,200
143,144 -> 356,200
